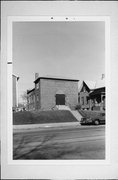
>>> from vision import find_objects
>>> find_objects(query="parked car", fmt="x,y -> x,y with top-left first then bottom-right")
80,112 -> 105,125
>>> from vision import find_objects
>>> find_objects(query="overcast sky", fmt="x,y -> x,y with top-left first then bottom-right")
13,21 -> 105,102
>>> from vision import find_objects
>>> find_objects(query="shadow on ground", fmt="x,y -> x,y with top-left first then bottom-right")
13,134 -> 105,160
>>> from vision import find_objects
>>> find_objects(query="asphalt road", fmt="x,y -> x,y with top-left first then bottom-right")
13,125 -> 105,159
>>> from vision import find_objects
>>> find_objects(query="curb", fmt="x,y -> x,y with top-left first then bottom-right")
13,122 -> 80,130
13,124 -> 105,134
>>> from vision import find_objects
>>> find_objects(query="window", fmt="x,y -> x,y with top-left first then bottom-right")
29,96 -> 31,103
84,87 -> 86,93
37,94 -> 39,101
36,83 -> 39,89
81,97 -> 84,105
31,95 -> 33,102
87,96 -> 89,105
33,95 -> 35,102
27,98 -> 29,104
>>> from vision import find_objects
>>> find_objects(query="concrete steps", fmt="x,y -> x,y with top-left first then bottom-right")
71,110 -> 82,122
55,105 -> 71,111
55,105 -> 82,123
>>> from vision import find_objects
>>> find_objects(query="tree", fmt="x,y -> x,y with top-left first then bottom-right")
20,91 -> 28,107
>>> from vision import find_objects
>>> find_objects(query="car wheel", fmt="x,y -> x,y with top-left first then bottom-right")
94,120 -> 99,125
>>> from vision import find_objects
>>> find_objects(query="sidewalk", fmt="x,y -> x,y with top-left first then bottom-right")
13,121 -> 80,133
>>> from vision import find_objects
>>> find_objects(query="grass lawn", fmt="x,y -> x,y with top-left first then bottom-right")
13,110 -> 78,125
78,110 -> 105,119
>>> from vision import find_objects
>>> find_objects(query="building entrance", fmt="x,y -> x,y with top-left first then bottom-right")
56,94 -> 65,105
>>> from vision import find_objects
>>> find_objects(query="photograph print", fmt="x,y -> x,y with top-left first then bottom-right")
12,18 -> 106,160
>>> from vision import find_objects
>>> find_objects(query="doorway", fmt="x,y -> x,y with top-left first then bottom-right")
56,94 -> 65,105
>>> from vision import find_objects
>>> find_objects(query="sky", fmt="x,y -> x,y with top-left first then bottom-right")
13,21 -> 105,103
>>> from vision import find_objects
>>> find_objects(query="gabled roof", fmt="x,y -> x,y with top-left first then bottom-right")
12,74 -> 18,77
78,78 -> 105,92
12,74 -> 20,81
78,80 -> 96,92
78,80 -> 83,92
95,79 -> 105,89
84,80 -> 96,90
27,88 -> 35,94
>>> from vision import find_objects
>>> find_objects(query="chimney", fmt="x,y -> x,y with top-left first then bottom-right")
35,73 -> 39,80
101,74 -> 105,80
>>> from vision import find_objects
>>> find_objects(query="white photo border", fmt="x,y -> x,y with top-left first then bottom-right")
7,16 -> 110,165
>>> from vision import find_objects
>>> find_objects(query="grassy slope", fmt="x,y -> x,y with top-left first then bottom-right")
13,110 -> 78,125
79,110 -> 105,119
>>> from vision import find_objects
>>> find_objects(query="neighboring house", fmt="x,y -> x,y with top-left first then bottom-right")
27,73 -> 79,111
89,79 -> 105,111
27,88 -> 35,111
78,77 -> 105,111
12,74 -> 19,111
78,80 -> 96,110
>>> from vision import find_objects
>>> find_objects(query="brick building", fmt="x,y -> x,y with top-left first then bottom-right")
27,88 -> 35,111
27,74 -> 79,111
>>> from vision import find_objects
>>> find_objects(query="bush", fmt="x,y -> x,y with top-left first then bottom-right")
75,104 -> 81,110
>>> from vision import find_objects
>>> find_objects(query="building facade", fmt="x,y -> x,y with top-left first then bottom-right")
89,87 -> 105,111
78,81 -> 95,110
27,75 -> 79,111
27,88 -> 35,111
27,74 -> 105,112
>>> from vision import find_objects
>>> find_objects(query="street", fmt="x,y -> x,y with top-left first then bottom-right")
13,125 -> 105,159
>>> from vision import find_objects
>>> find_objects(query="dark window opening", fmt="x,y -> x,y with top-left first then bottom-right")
56,94 -> 65,105
81,97 -> 84,105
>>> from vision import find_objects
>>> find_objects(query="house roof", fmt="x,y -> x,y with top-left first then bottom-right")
34,75 -> 79,83
78,80 -> 83,92
78,80 -> 96,92
78,78 -> 105,92
84,80 -> 96,90
12,74 -> 20,81
90,87 -> 105,96
27,88 -> 35,94
95,79 -> 105,89
13,74 -> 18,77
